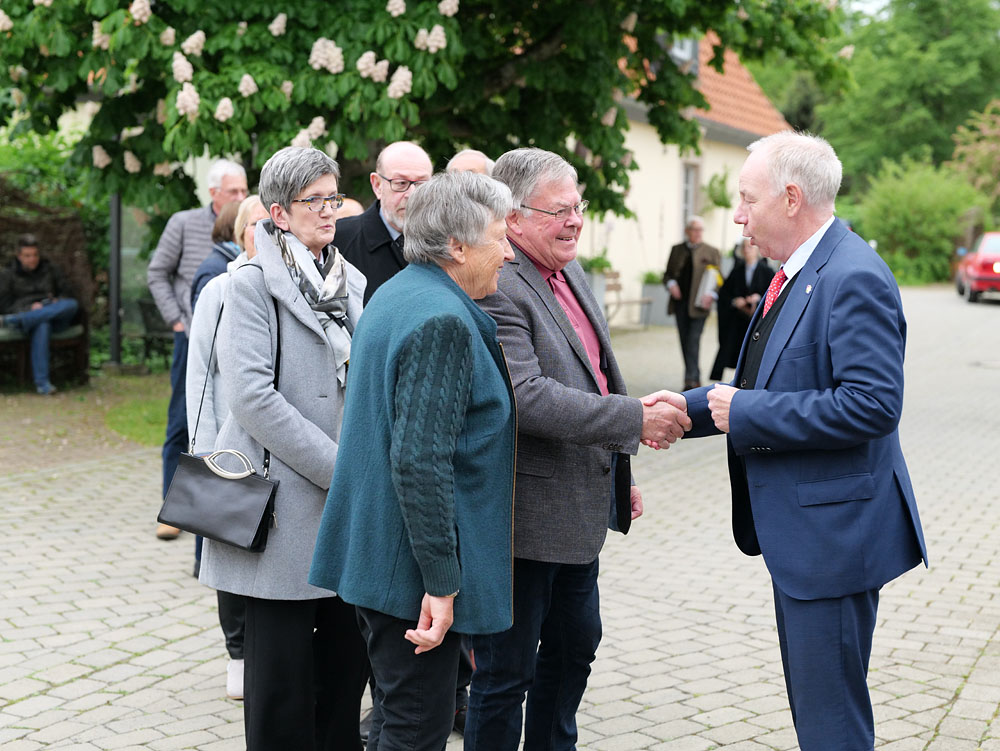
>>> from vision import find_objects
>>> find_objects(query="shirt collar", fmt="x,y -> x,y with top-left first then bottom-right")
511,238 -> 556,282
781,214 -> 835,280
378,202 -> 402,241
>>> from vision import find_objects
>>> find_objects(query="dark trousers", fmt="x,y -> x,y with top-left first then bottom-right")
357,606 -> 462,751
466,557 -> 601,751
674,303 -> 706,386
772,582 -> 879,751
162,331 -> 189,498
218,590 -> 245,660
243,595 -> 367,751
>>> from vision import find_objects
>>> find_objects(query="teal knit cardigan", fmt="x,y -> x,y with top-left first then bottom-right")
309,262 -> 516,635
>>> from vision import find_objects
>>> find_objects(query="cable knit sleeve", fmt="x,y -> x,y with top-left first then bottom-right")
389,313 -> 474,597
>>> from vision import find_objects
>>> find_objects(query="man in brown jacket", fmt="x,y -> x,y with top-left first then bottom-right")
663,215 -> 721,389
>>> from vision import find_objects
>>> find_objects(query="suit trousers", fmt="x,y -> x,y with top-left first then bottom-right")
243,595 -> 367,751
357,606 -> 462,751
772,582 -> 879,751
674,303 -> 706,385
466,557 -> 601,751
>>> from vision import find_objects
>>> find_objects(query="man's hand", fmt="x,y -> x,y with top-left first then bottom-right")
707,384 -> 738,433
404,593 -> 455,654
668,285 -> 682,301
172,321 -> 185,333
699,293 -> 714,311
639,391 -> 691,449
31,301 -> 43,311
630,485 -> 644,521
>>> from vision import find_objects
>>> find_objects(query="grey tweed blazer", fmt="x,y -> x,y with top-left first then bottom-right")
477,248 -> 642,565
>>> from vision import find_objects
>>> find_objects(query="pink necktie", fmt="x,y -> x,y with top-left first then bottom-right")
762,268 -> 787,318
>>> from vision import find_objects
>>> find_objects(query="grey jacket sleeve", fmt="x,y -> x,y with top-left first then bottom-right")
217,269 -> 338,489
479,285 -> 643,455
147,213 -> 185,326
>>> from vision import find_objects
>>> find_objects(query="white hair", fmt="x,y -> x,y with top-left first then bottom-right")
492,148 -> 577,210
685,215 -> 705,230
206,159 -> 247,190
748,131 -> 842,208
447,149 -> 496,176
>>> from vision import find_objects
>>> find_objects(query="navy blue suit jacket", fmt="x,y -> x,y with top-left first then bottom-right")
685,219 -> 927,600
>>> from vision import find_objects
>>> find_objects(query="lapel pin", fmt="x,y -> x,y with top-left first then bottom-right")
805,284 -> 812,294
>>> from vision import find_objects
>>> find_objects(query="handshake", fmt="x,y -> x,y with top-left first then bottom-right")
638,390 -> 690,450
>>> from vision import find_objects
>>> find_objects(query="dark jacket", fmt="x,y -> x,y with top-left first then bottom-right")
714,259 -> 775,372
309,262 -> 516,634
663,240 -> 721,318
0,257 -> 74,314
191,241 -> 240,311
335,201 -> 406,304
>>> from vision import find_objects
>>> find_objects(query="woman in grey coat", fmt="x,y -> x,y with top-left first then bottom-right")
198,147 -> 367,751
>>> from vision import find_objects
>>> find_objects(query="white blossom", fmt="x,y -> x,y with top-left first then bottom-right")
268,13 -> 287,37
237,21 -> 248,36
11,88 -> 24,106
387,65 -> 412,99
121,126 -> 144,139
601,107 -> 617,127
160,27 -> 175,46
33,0 -> 53,7
620,12 -> 637,32
238,73 -> 258,97
153,162 -> 174,177
176,82 -> 200,121
356,50 -> 377,77
386,0 -> 406,17
438,0 -> 459,16
129,0 -> 152,24
291,130 -> 312,148
214,97 -> 234,122
172,52 -> 193,83
371,59 -> 389,83
0,10 -> 13,32
427,24 -> 447,53
9,65 -> 27,83
123,151 -> 142,174
838,44 -> 855,60
181,30 -> 206,57
156,98 -> 167,124
92,145 -> 112,169
92,22 -> 111,51
307,116 -> 327,140
414,28 -> 429,50
281,80 -> 294,101
309,38 -> 344,74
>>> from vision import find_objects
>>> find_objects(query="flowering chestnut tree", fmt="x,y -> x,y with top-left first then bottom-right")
0,0 -> 843,238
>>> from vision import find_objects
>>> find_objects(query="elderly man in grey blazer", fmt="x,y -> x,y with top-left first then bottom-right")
467,148 -> 690,751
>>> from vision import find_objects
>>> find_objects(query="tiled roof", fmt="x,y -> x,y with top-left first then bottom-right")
693,32 -> 789,138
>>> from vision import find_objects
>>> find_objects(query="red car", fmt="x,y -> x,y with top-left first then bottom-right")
956,232 -> 1000,302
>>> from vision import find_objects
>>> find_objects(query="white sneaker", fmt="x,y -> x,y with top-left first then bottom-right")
226,658 -> 244,700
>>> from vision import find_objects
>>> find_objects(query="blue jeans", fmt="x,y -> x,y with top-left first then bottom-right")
162,331 -> 189,498
6,298 -> 78,390
466,557 -> 602,751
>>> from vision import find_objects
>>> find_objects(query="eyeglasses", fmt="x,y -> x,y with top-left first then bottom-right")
521,200 -> 590,222
377,174 -> 429,192
291,194 -> 345,212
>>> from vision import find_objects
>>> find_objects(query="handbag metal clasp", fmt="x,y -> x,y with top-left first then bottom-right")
203,450 -> 257,480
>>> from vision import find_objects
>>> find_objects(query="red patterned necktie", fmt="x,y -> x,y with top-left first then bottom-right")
762,268 -> 787,318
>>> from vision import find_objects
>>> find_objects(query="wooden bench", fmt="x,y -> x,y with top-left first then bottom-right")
603,270 -> 653,328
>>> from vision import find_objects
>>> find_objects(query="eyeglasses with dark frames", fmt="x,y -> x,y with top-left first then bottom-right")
291,194 -> 346,212
520,200 -> 590,222
376,174 -> 429,192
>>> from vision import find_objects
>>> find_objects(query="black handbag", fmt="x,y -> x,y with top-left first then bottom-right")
157,294 -> 279,551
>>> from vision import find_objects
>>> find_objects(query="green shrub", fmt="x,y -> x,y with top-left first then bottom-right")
578,249 -> 613,274
642,270 -> 662,285
859,157 -> 992,283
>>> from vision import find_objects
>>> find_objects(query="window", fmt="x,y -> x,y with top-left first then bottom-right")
682,164 -> 699,224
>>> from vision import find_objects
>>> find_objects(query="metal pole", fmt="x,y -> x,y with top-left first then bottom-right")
109,192 -> 122,364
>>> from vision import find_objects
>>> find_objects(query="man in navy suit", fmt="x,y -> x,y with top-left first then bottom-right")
648,131 -> 927,751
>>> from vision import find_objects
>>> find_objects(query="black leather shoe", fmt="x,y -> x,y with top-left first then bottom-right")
360,707 -> 372,746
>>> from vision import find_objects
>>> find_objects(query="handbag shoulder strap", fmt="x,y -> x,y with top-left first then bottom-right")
189,303 -> 225,453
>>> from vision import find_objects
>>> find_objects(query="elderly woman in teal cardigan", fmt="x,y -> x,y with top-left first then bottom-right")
310,170 -> 517,751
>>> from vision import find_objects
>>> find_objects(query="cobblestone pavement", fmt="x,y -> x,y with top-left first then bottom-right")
1,285 -> 997,750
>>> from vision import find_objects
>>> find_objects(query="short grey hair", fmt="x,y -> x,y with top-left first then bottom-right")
685,215 -> 705,230
259,147 -> 340,210
492,148 -> 577,209
403,171 -> 514,265
206,159 -> 246,190
447,149 -> 496,176
748,131 -> 842,208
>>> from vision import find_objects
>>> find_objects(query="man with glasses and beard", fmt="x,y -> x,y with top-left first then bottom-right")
335,141 -> 433,304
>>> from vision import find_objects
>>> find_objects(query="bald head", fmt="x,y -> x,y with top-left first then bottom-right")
371,141 -> 433,232
447,149 -> 495,176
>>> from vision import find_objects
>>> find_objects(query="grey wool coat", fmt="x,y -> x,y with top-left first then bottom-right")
477,247 -> 643,565
199,230 -> 365,600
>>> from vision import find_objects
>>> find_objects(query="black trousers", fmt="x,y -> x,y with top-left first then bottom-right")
244,595 -> 367,751
674,303 -> 707,386
358,606 -> 462,751
217,590 -> 245,660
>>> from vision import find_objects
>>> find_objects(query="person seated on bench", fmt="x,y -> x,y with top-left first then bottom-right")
0,233 -> 79,395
